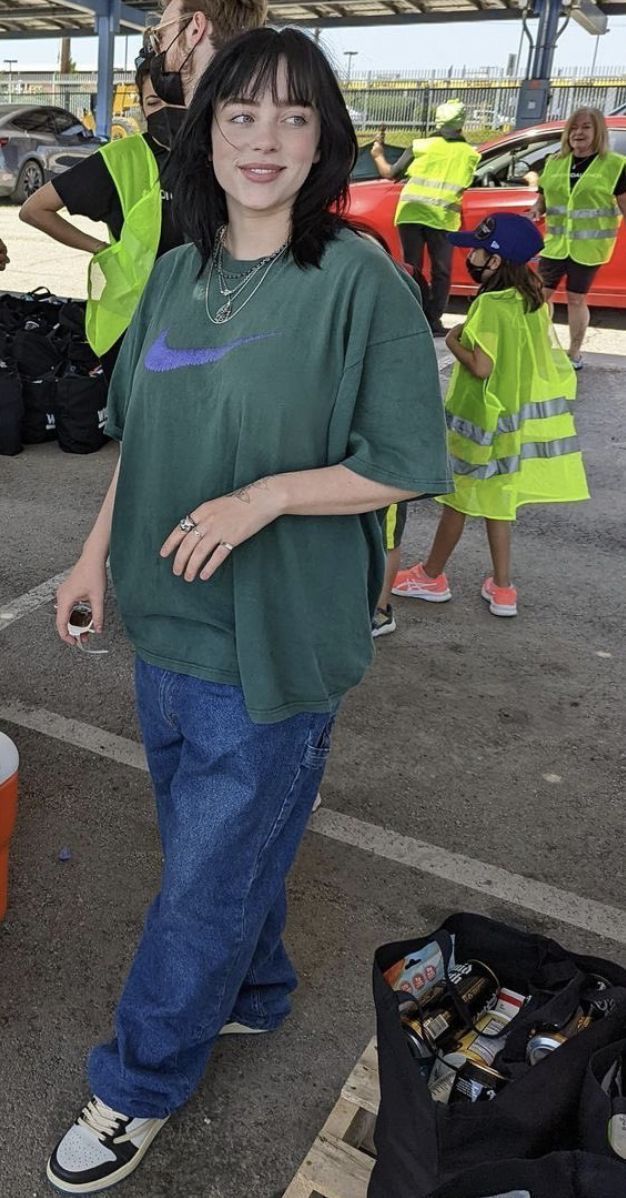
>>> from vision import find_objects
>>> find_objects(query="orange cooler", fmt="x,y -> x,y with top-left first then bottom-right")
0,731 -> 19,920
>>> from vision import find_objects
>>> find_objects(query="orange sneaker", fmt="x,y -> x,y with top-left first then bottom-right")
391,562 -> 451,602
481,577 -> 518,617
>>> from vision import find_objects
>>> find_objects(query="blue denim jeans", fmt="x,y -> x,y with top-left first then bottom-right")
89,659 -> 335,1118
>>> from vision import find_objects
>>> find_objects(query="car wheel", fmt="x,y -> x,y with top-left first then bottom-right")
13,159 -> 44,203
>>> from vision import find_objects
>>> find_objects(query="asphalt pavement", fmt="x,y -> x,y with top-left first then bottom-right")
0,222 -> 625,1197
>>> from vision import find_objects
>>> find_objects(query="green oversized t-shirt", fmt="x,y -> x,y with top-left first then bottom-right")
106,229 -> 452,722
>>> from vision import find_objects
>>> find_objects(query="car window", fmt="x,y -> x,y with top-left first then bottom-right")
472,135 -> 561,188
609,130 -> 626,155
351,142 -> 407,182
52,108 -> 82,135
10,107 -> 56,134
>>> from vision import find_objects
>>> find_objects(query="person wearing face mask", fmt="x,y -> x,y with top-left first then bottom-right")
19,50 -> 187,379
148,0 -> 268,106
392,214 -> 589,618
530,107 -> 626,370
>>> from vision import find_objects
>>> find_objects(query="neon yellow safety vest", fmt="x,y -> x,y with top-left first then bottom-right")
437,288 -> 589,520
394,137 -> 480,232
541,151 -> 624,266
86,135 -> 162,357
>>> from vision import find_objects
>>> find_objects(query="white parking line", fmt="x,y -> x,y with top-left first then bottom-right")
0,571 -> 68,630
1,698 -> 625,946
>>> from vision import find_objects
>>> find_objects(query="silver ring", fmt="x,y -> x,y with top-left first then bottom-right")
219,541 -> 235,553
191,527 -> 205,539
179,515 -> 197,532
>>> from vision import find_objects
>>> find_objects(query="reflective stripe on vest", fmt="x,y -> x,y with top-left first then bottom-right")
85,136 -> 162,357
541,151 -> 624,266
395,136 -> 480,232
446,396 -> 570,446
450,434 -> 581,480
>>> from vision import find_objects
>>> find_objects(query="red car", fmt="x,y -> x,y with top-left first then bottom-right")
347,117 -> 626,308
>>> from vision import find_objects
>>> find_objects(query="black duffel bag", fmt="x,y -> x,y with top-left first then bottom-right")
56,371 -> 108,454
427,1151 -> 626,1198
21,374 -> 57,444
369,912 -> 626,1198
0,367 -> 23,455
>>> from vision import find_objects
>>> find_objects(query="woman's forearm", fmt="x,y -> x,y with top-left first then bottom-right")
237,465 -> 418,519
20,186 -> 108,255
81,458 -> 121,562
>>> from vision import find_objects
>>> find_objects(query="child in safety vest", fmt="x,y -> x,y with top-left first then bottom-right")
392,213 -> 589,617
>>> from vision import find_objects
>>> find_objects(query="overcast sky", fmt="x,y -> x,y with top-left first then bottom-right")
0,16 -> 624,74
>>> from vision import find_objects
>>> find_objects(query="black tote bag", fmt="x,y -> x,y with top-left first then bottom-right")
0,368 -> 23,455
427,1151 -> 626,1198
56,372 -> 108,454
369,912 -> 626,1198
21,375 -> 57,444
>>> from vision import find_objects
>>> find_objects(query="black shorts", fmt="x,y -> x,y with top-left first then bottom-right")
381,500 -> 408,551
538,256 -> 600,296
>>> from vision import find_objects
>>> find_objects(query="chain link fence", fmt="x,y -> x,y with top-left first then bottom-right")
1,67 -> 625,135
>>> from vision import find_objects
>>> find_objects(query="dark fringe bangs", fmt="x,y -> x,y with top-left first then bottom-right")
172,28 -> 359,273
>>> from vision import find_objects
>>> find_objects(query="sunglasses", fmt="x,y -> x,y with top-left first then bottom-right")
145,14 -> 192,54
67,603 -> 109,656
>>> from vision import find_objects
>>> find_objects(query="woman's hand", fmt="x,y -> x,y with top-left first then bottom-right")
56,553 -> 108,646
160,479 -> 282,583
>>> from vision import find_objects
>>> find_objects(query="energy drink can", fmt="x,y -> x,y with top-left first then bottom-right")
420,960 -> 499,1049
401,1020 -> 436,1081
449,1059 -> 507,1104
526,1008 -> 594,1065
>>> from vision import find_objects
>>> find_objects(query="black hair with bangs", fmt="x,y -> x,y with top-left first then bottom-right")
172,27 -> 359,270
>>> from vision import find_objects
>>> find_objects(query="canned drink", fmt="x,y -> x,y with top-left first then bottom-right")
526,1008 -> 594,1065
449,1059 -> 507,1103
401,1020 -> 436,1080
454,1009 -> 512,1067
420,959 -> 499,1049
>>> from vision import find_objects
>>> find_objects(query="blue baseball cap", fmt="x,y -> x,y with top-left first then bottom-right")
449,213 -> 544,264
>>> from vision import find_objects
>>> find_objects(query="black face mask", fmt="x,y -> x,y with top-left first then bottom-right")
146,106 -> 187,150
149,21 -> 193,106
466,254 -> 491,285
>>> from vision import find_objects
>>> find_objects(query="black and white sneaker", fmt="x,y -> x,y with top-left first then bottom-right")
46,1096 -> 168,1193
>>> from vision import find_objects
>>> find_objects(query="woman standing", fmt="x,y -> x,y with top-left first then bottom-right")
49,29 -> 451,1194
531,106 -> 626,369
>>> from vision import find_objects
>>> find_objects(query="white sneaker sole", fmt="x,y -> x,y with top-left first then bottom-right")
219,1021 -> 272,1035
372,619 -> 396,637
46,1116 -> 168,1194
481,584 -> 517,617
391,585 -> 451,603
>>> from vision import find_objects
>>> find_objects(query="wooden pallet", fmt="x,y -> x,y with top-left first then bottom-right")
282,1037 -> 379,1198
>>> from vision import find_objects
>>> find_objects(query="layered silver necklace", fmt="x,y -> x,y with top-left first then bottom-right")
204,226 -> 288,325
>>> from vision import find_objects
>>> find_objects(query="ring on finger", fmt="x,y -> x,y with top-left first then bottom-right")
219,541 -> 235,553
179,514 -> 197,532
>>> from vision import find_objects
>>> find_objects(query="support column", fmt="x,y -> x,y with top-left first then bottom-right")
95,0 -> 120,139
515,0 -> 561,128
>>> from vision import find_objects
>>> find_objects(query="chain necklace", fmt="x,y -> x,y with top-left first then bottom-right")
205,227 -> 289,325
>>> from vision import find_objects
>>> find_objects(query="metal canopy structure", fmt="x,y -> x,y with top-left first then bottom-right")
0,0 -> 148,37
0,0 -> 625,133
1,0 -> 625,34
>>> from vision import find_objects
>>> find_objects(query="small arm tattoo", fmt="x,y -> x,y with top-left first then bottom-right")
230,477 -> 273,504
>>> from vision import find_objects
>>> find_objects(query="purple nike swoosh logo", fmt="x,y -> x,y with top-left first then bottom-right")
144,329 -> 275,372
